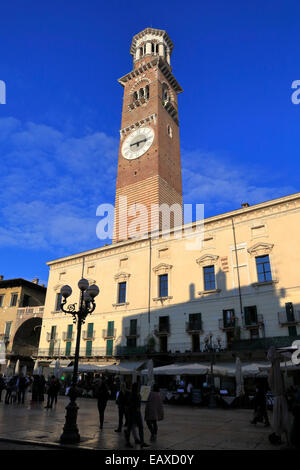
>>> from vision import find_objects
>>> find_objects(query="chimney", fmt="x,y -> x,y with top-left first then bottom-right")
32,278 -> 39,285
241,203 -> 250,208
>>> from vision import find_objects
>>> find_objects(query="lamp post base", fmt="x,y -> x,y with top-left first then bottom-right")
60,399 -> 80,444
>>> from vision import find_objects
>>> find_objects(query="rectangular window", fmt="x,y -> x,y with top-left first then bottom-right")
67,324 -> 73,340
22,294 -> 30,307
129,319 -> 137,336
55,293 -> 62,311
49,341 -> 55,356
4,322 -> 12,338
0,295 -> 4,308
106,339 -> 113,356
285,303 -> 295,322
244,306 -> 258,326
107,321 -> 114,338
159,274 -> 168,297
159,316 -> 169,333
86,340 -> 92,356
10,293 -> 18,307
87,323 -> 94,339
256,255 -> 272,283
203,266 -> 216,291
50,325 -> 56,340
189,313 -> 202,330
223,309 -> 235,328
65,341 -> 72,356
118,282 -> 127,304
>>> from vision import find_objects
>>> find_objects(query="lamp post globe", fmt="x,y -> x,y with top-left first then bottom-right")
87,284 -> 100,299
60,285 -> 72,299
78,278 -> 89,291
59,278 -> 99,444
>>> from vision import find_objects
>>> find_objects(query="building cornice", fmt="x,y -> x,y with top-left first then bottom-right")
118,58 -> 183,94
46,192 -> 300,268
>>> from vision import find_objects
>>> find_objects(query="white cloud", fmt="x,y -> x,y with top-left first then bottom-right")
0,119 -> 296,252
181,149 -> 296,215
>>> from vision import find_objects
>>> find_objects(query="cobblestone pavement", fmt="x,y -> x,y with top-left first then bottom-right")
0,395 -> 285,450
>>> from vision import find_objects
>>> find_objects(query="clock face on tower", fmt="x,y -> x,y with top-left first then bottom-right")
121,126 -> 154,160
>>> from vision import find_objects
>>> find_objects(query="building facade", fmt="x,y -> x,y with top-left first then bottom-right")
37,192 -> 300,365
36,28 -> 300,368
0,277 -> 46,369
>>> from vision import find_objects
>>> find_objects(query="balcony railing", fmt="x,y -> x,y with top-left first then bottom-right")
82,330 -> 96,340
102,328 -> 116,339
154,324 -> 170,336
37,347 -> 108,358
243,314 -> 264,329
186,321 -> 203,334
219,318 -> 238,330
17,306 -> 44,317
116,345 -> 148,356
46,332 -> 58,342
125,326 -> 140,338
278,311 -> 300,326
62,332 -> 74,341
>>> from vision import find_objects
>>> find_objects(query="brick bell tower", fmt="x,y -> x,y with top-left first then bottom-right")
113,28 -> 183,242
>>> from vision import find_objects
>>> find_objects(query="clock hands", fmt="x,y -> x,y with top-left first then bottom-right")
130,138 -> 147,148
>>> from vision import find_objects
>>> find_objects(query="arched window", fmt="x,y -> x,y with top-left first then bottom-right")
139,47 -> 143,57
133,91 -> 138,101
167,125 -> 172,138
139,88 -> 144,98
145,85 -> 149,100
151,43 -> 155,53
162,83 -> 170,103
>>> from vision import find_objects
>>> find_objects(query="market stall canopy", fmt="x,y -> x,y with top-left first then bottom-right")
96,364 -> 133,374
62,364 -> 108,373
49,359 -> 72,368
119,361 -> 146,371
142,363 -> 208,376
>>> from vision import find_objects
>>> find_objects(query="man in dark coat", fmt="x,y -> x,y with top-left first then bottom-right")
250,383 -> 270,426
125,383 -> 149,448
17,373 -> 28,404
0,374 -> 6,402
95,377 -> 110,429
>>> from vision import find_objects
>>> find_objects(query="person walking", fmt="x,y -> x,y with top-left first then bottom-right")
38,375 -> 46,402
125,382 -> 149,448
145,384 -> 164,442
17,373 -> 28,404
45,376 -> 57,409
53,377 -> 61,404
250,383 -> 270,427
0,374 -> 6,402
115,382 -> 129,432
95,377 -> 110,430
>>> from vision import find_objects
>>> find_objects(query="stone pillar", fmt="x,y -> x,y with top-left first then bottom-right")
158,43 -> 164,57
146,42 -> 151,55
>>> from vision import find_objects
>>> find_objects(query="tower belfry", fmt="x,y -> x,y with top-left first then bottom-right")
113,28 -> 183,242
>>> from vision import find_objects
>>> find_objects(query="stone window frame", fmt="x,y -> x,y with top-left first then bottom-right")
152,263 -> 173,302
195,254 -> 221,296
113,272 -> 131,307
247,242 -> 278,287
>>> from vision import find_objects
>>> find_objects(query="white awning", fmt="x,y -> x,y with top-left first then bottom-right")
49,360 -> 72,368
119,361 -> 146,371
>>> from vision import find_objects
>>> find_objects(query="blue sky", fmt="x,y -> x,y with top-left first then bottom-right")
0,0 -> 299,285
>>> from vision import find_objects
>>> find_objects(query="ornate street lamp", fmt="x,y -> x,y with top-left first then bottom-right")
59,278 -> 99,444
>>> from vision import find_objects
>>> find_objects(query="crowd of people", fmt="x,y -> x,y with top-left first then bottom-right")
92,375 -> 164,448
0,372 -> 61,407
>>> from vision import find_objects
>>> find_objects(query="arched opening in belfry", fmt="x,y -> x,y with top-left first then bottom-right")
12,317 -> 42,356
